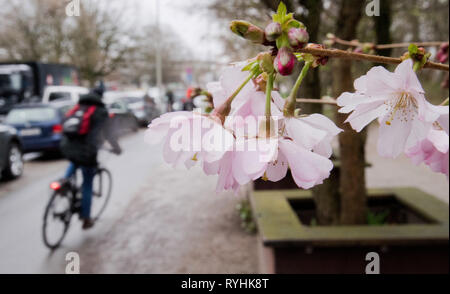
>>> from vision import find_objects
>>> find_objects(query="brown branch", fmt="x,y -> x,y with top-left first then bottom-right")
331,37 -> 447,49
296,97 -> 338,105
376,42 -> 447,49
296,47 -> 449,71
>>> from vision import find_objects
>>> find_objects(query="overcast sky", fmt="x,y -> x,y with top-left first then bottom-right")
113,0 -> 221,61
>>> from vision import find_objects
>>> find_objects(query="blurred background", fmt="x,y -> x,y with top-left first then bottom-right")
0,0 -> 448,274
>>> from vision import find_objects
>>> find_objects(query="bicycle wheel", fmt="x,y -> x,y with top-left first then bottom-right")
42,190 -> 72,249
90,168 -> 112,221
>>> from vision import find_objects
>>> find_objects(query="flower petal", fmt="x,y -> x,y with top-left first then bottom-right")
279,139 -> 333,189
285,118 -> 327,151
345,100 -> 387,132
377,115 -> 413,158
394,59 -> 424,93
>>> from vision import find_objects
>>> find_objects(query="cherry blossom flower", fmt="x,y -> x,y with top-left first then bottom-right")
146,62 -> 341,193
406,110 -> 449,178
144,111 -> 234,169
406,129 -> 449,178
337,59 -> 442,158
231,131 -> 334,190
272,91 -> 342,158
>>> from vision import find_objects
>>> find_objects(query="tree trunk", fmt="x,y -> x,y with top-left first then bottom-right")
375,0 -> 392,57
312,167 -> 340,225
296,0 -> 323,115
333,0 -> 367,225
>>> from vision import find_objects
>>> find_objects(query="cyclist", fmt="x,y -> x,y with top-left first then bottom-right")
60,85 -> 122,230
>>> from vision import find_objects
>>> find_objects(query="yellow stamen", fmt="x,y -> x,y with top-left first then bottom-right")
261,172 -> 268,181
191,153 -> 198,161
385,92 -> 417,126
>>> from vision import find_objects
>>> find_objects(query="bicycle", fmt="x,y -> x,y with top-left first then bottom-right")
42,150 -> 113,249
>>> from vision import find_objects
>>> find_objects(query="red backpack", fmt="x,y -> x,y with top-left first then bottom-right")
63,104 -> 97,137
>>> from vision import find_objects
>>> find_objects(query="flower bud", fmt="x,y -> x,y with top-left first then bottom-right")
252,73 -> 268,92
264,22 -> 282,42
288,28 -> 309,49
436,43 -> 449,64
257,52 -> 275,74
353,47 -> 363,54
274,47 -> 296,76
230,20 -> 265,44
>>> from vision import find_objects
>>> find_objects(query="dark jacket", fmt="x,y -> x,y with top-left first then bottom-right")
60,93 -> 121,166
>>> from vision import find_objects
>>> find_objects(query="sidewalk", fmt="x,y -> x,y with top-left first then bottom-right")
80,163 -> 258,274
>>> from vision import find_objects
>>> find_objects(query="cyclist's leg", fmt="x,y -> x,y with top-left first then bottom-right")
80,166 -> 96,220
64,162 -> 77,179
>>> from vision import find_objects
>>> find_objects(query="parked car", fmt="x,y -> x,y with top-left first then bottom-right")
120,94 -> 161,126
147,87 -> 166,114
106,100 -> 139,135
0,123 -> 23,180
4,103 -> 72,154
42,85 -> 89,104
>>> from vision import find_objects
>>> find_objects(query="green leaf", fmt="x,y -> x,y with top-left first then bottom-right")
277,1 -> 287,16
273,1 -> 288,24
408,44 -> 418,55
285,19 -> 305,29
241,60 -> 257,72
282,12 -> 294,24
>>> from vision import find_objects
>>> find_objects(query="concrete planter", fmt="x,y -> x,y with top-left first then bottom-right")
251,188 -> 449,274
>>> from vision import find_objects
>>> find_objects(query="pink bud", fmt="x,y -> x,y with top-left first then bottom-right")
436,43 -> 449,64
274,47 -> 296,76
265,22 -> 282,42
288,28 -> 309,49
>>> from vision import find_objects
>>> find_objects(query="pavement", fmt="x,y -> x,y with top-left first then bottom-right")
0,124 -> 448,274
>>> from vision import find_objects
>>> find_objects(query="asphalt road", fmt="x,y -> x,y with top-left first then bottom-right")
0,130 -> 165,273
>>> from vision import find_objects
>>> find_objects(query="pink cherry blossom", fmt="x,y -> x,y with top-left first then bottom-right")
406,129 -> 449,178
232,136 -> 334,189
406,109 -> 449,178
272,91 -> 342,158
147,63 -> 341,193
145,111 -> 234,169
337,59 -> 442,158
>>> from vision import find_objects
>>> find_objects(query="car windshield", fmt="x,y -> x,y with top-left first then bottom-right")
49,92 -> 71,102
0,73 -> 21,91
6,107 -> 57,124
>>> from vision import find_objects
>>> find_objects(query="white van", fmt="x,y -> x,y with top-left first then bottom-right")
42,86 -> 89,104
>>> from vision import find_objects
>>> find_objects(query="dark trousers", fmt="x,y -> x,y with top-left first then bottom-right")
64,162 -> 96,219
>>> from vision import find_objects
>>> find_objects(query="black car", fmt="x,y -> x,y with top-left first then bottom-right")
0,124 -> 24,180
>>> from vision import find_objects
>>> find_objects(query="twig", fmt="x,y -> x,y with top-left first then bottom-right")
331,37 -> 447,49
296,97 -> 338,105
376,42 -> 447,49
296,47 -> 449,71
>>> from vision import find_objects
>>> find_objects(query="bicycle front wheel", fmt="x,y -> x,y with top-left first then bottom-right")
42,190 -> 72,250
91,168 -> 113,221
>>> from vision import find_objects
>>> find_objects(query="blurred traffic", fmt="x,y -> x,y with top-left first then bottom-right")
0,61 -> 215,183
